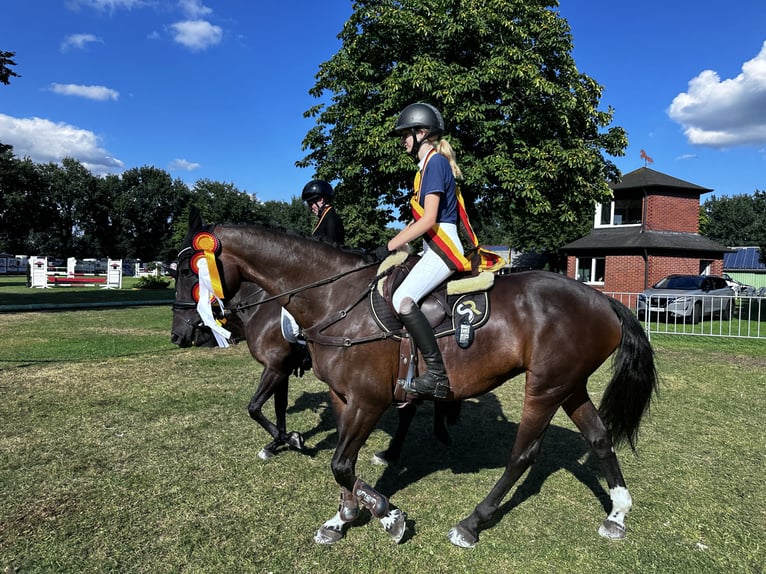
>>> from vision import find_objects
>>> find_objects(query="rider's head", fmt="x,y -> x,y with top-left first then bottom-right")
301,180 -> 334,216
391,102 -> 445,157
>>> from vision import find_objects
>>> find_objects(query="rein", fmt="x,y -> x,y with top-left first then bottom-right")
229,260 -> 381,312
230,259 -> 400,347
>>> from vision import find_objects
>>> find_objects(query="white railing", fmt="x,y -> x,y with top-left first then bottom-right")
605,291 -> 766,340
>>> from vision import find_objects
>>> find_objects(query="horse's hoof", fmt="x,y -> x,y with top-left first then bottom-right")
257,447 -> 276,460
598,519 -> 627,540
314,525 -> 344,545
287,432 -> 305,450
371,451 -> 389,466
447,525 -> 477,548
381,508 -> 407,543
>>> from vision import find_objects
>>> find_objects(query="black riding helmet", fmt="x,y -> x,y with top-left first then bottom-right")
391,102 -> 444,156
301,180 -> 334,203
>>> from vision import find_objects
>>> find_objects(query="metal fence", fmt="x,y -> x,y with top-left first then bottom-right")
605,292 -> 766,340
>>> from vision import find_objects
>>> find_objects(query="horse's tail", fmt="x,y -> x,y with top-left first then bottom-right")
598,297 -> 659,452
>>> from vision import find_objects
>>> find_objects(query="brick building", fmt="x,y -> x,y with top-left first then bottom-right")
560,167 -> 732,293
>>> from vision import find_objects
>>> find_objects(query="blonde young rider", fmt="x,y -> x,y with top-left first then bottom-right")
378,103 -> 465,399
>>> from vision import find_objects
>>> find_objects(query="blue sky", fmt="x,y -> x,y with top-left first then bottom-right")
1,1 -> 765,204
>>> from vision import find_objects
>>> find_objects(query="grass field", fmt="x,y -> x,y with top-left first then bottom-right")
1,301 -> 765,573
0,275 -> 174,309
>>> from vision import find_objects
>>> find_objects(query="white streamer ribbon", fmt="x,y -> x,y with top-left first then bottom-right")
195,257 -> 231,348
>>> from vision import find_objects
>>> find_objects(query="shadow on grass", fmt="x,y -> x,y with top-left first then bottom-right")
277,387 -> 612,534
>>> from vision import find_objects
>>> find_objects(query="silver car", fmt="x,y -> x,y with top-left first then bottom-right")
637,274 -> 735,323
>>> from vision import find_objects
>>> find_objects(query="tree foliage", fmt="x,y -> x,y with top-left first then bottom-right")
298,0 -> 627,251
0,146 -> 312,261
0,50 -> 20,85
701,191 -> 766,263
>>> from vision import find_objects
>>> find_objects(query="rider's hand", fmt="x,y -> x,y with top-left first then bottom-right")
374,245 -> 393,261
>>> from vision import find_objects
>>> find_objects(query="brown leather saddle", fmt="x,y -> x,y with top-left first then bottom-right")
370,254 -> 492,342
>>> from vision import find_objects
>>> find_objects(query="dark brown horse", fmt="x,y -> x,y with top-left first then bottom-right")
170,231 -> 460,462
170,209 -> 659,548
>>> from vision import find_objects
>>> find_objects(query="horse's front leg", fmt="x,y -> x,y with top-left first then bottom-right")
315,390 -> 407,544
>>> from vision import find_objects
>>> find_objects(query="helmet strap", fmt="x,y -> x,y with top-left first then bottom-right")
410,127 -> 430,157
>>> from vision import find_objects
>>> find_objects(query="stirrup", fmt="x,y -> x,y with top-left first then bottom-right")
400,372 -> 450,399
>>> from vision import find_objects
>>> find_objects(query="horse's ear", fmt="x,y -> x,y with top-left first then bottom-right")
188,205 -> 204,232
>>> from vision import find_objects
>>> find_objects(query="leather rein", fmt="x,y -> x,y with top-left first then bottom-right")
228,259 -> 401,348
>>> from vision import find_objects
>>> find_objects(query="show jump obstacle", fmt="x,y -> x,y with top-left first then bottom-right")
30,256 -> 123,289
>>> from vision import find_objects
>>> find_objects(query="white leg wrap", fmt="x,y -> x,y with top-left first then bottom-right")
606,486 -> 632,526
323,511 -> 346,531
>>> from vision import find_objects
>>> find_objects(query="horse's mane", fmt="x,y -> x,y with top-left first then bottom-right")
178,205 -> 376,266
216,221 -> 378,264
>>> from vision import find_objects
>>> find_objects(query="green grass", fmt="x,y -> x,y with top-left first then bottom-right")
0,275 -> 174,308
1,306 -> 765,573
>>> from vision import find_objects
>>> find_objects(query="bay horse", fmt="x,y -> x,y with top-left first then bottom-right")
170,231 -> 461,462
171,209 -> 659,548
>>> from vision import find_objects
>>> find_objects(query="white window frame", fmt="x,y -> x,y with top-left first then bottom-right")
576,256 -> 605,285
594,198 -> 643,228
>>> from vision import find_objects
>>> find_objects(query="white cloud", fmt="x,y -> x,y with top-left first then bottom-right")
61,33 -> 102,52
169,158 -> 201,171
179,0 -> 212,18
170,20 -> 222,51
0,113 -> 124,175
668,41 -> 766,147
49,83 -> 119,101
67,0 -> 145,11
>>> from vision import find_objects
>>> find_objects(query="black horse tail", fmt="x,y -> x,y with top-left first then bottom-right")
598,297 -> 659,452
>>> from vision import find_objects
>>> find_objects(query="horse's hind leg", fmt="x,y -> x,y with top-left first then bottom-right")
448,393 -> 558,548
563,393 -> 632,539
247,367 -> 300,459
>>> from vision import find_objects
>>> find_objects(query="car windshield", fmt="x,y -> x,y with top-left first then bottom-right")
654,276 -> 704,290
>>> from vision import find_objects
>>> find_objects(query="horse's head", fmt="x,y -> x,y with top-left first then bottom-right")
170,207 -> 220,348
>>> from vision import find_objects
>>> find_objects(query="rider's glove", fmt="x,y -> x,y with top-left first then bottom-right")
374,245 -> 393,261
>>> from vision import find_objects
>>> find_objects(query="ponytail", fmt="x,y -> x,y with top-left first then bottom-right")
435,138 -> 463,180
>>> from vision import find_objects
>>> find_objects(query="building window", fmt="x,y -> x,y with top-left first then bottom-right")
576,257 -> 605,284
595,198 -> 643,227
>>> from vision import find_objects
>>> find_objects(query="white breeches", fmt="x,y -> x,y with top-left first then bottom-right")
392,223 -> 462,313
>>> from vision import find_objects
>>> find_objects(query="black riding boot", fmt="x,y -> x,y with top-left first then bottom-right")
399,306 -> 450,399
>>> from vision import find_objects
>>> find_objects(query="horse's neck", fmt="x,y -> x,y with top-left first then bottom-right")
216,225 -> 363,319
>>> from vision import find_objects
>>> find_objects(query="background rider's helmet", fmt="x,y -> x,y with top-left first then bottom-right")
391,103 -> 444,137
301,180 -> 334,203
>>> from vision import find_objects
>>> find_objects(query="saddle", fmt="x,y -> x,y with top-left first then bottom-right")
370,252 -> 493,341
369,252 -> 494,402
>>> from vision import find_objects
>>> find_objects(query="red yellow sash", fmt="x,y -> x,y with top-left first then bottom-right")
410,151 -> 505,273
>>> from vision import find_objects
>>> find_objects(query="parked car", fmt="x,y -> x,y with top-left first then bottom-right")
722,273 -> 756,296
637,274 -> 735,323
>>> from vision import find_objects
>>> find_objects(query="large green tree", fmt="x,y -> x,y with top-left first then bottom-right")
188,179 -> 262,225
113,166 -> 190,261
298,0 -> 626,252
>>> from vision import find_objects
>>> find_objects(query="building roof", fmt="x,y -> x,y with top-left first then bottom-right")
560,227 -> 732,255
723,247 -> 765,270
610,167 -> 712,194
